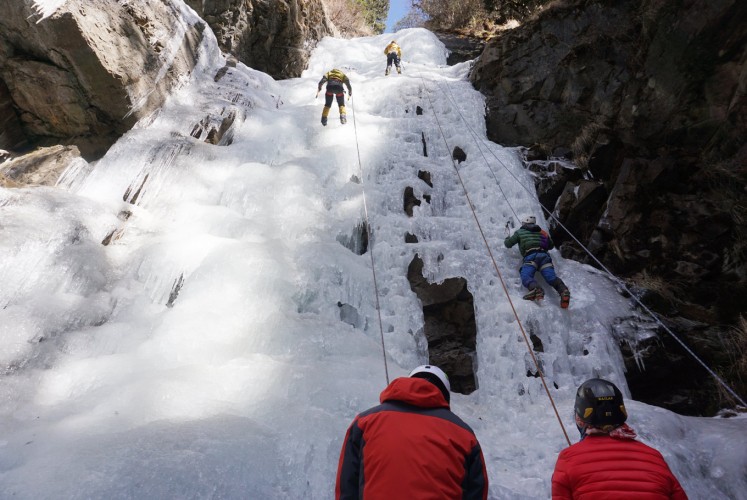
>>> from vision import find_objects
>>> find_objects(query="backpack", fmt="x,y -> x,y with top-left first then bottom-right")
539,230 -> 551,250
327,69 -> 345,82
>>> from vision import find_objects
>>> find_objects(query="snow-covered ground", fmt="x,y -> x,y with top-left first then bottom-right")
2,8 -> 746,498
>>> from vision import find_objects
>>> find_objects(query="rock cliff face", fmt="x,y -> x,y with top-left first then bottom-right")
0,145 -> 84,187
0,0 -> 206,160
0,0 -> 332,165
184,0 -> 334,79
471,0 -> 747,415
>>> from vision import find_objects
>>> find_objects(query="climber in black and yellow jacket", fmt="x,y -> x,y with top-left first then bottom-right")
317,69 -> 352,126
384,40 -> 402,75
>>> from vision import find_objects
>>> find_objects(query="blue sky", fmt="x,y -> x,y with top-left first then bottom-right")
385,0 -> 410,32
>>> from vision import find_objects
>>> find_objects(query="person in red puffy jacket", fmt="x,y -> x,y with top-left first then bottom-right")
335,365 -> 489,500
552,378 -> 688,499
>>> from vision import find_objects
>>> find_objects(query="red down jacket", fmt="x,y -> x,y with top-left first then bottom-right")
552,434 -> 688,499
335,377 -> 489,500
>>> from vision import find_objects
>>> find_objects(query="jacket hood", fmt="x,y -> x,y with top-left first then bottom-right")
522,223 -> 540,232
380,377 -> 449,409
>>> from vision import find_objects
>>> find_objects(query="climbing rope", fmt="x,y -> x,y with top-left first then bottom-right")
349,94 -> 391,386
418,74 -> 572,446
432,79 -> 747,409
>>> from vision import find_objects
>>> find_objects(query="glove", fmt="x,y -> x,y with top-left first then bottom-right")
348,91 -> 352,97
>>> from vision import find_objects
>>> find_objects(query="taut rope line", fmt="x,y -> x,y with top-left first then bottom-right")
348,93 -> 390,385
433,79 -> 747,408
418,74 -> 572,446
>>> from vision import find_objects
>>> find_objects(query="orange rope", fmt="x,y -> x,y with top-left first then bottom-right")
419,74 -> 571,446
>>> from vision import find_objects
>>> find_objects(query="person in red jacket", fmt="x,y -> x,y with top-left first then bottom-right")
552,378 -> 688,499
335,365 -> 489,499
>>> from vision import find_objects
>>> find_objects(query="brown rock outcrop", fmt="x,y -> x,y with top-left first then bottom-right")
0,145 -> 84,186
0,0 -> 206,160
184,0 -> 334,79
407,255 -> 477,394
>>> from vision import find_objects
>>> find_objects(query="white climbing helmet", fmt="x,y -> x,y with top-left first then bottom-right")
409,364 -> 450,392
522,215 -> 536,225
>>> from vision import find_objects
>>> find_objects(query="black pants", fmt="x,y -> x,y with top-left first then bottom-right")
324,83 -> 345,108
387,52 -> 401,70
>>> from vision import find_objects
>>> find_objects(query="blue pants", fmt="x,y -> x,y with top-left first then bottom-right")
520,252 -> 559,289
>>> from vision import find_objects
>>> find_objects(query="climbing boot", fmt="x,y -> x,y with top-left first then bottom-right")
340,114 -> 347,124
385,68 -> 390,76
321,116 -> 327,126
397,67 -> 401,74
560,289 -> 571,309
321,106 -> 330,126
523,287 -> 544,301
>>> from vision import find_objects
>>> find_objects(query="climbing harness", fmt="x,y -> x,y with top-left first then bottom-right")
418,73 -> 572,446
525,257 -> 554,272
433,78 -> 747,409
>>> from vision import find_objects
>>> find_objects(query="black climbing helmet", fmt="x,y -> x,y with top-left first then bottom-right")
574,378 -> 627,428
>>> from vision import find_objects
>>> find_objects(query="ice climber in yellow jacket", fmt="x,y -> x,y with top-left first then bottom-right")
317,69 -> 352,126
384,40 -> 402,76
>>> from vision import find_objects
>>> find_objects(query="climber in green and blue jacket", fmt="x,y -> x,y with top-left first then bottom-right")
504,215 -> 571,308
